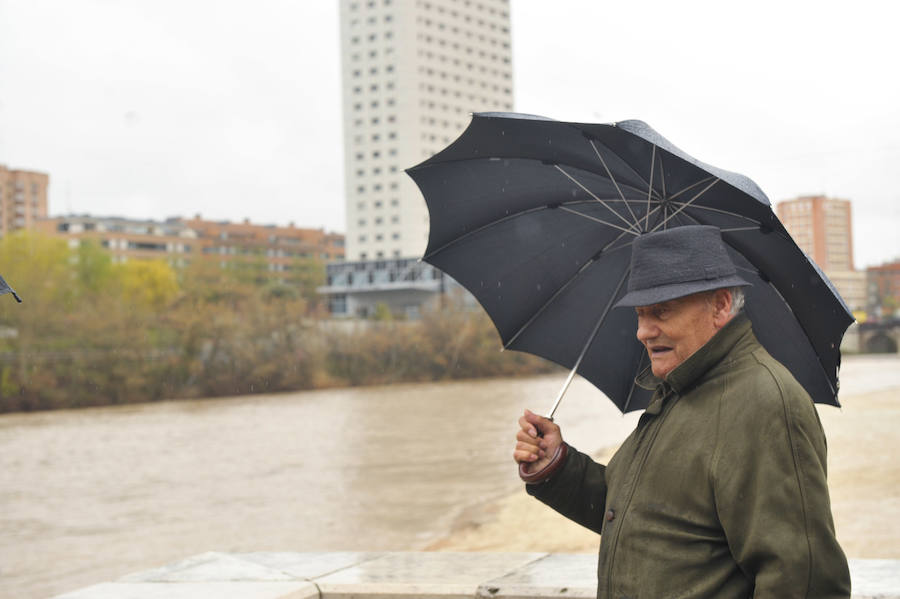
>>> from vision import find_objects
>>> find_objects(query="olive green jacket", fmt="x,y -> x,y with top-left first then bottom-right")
529,313 -> 850,598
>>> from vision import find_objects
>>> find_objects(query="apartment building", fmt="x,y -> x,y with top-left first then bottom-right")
35,215 -> 197,264
37,215 -> 344,280
776,195 -> 865,312
0,165 -> 49,237
339,0 -> 513,261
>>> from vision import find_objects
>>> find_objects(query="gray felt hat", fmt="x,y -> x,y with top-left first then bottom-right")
615,225 -> 751,308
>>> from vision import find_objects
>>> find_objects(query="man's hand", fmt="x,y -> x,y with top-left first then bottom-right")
514,409 -> 563,476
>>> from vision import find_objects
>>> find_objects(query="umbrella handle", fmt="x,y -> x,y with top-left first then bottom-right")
518,442 -> 567,484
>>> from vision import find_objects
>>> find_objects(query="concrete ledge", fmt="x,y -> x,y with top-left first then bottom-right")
53,552 -> 900,599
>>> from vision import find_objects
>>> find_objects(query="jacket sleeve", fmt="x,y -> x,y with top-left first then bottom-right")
526,445 -> 608,535
712,359 -> 851,598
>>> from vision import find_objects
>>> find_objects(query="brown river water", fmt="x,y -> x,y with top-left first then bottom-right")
0,374 -> 640,598
2,356 -> 897,599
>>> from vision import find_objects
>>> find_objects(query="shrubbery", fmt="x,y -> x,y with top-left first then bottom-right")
0,232 -> 556,412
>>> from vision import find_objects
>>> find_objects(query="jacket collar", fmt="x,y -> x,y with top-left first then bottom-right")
635,312 -> 754,414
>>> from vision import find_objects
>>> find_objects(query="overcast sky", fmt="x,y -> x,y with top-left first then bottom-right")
1,1 -> 897,267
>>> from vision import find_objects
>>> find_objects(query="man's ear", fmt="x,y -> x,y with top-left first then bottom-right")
712,288 -> 733,329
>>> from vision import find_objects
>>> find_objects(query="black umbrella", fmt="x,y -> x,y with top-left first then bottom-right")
0,274 -> 22,303
406,112 -> 853,414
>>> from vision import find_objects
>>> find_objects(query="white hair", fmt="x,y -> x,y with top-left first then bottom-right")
728,286 -> 746,315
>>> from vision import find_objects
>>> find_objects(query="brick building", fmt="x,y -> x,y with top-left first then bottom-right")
0,165 -> 49,237
776,195 -> 866,313
36,214 -> 344,284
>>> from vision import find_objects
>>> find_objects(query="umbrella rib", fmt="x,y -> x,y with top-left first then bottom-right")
651,178 -> 720,232
658,152 -> 667,199
589,140 -> 643,227
666,202 -> 764,227
422,196 -> 643,261
421,205 -> 548,260
645,145 -> 656,232
621,344 -> 649,413
720,226 -> 761,233
503,231 -> 635,350
555,165 -> 642,232
585,137 -> 665,203
558,206 -> 641,236
665,176 -> 717,203
545,266 -> 632,420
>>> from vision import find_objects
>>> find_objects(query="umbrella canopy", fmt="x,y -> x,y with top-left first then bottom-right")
407,112 -> 853,413
0,274 -> 22,303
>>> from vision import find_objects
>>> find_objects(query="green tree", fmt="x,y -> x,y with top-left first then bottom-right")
114,259 -> 179,311
75,239 -> 114,295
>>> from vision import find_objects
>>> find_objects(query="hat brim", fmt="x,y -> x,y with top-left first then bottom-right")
614,275 -> 751,308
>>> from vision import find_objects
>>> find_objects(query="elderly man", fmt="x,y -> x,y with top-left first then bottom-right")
514,225 -> 850,598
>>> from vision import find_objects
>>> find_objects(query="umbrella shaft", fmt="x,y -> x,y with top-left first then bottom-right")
546,366 -> 578,420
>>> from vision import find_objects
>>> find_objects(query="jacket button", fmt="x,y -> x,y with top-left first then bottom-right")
605,509 -> 615,522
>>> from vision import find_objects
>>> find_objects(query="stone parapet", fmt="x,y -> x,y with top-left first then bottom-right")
52,552 -> 900,599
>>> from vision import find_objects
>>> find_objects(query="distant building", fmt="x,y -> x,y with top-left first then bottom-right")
0,165 -> 49,237
330,0 -> 513,316
338,0 -> 513,261
319,257 -> 472,318
180,215 -> 345,264
36,214 -> 344,283
36,215 -> 197,264
867,259 -> 900,319
776,195 -> 866,313
776,195 -> 854,271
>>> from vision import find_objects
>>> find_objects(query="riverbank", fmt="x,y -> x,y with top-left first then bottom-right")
427,385 -> 900,558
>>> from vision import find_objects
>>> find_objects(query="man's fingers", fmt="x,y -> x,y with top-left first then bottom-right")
513,444 -> 545,464
515,437 -> 544,456
515,410 -> 561,467
521,409 -> 560,438
517,415 -> 538,438
516,429 -> 547,446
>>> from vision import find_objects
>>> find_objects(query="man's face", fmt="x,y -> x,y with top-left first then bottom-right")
635,290 -> 726,379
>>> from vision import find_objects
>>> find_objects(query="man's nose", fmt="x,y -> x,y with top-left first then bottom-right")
636,317 -> 656,342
